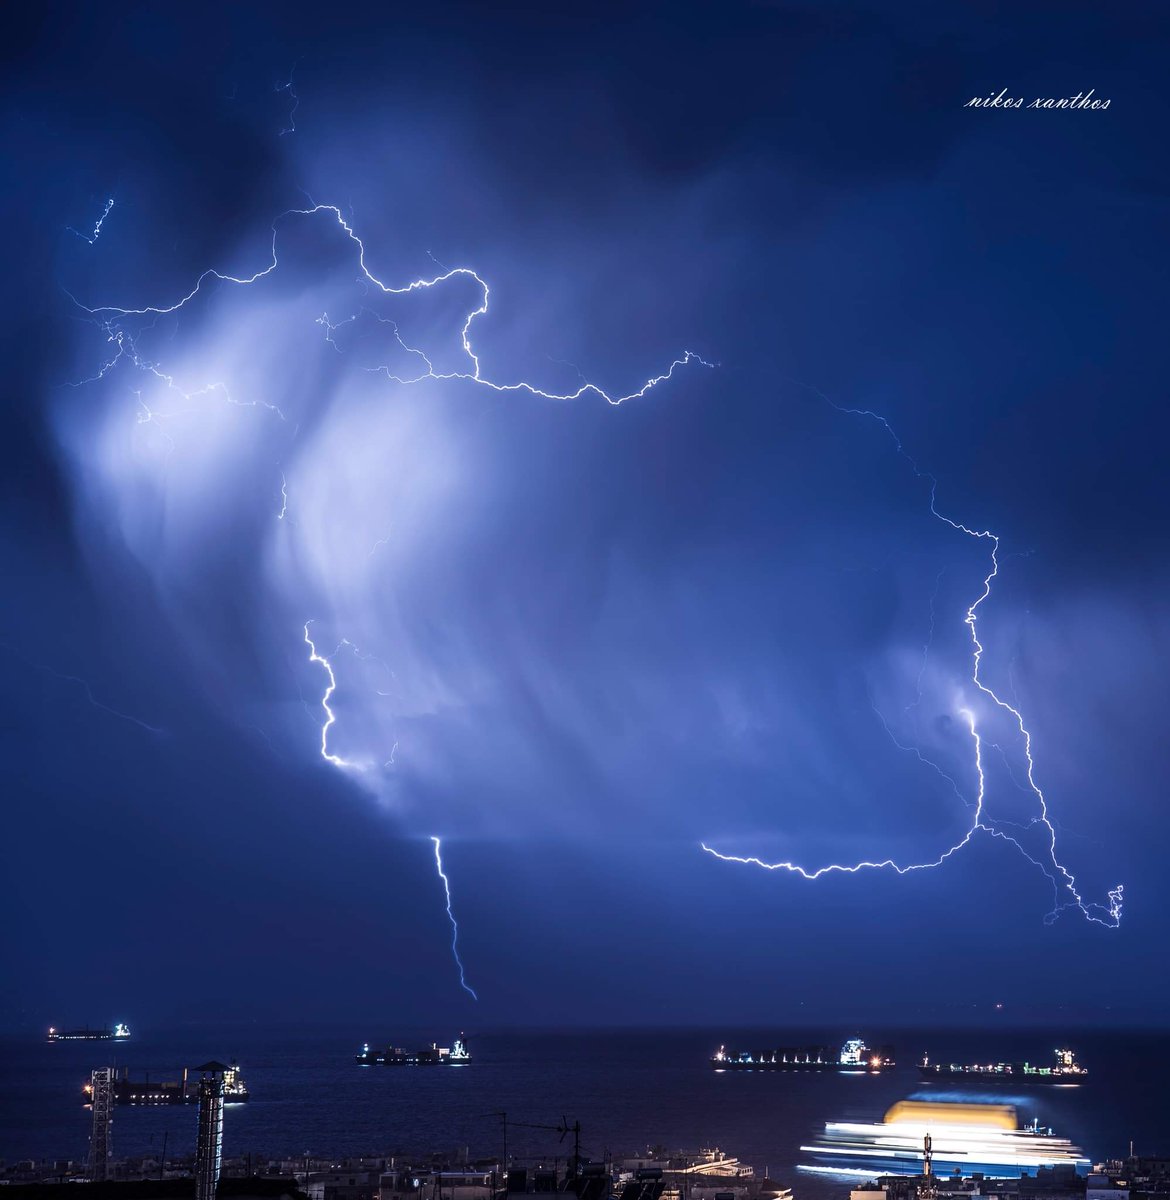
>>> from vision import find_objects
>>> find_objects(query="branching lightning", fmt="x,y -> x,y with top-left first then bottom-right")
73,192 -> 1117,1005
702,401 -> 1123,928
63,201 -> 702,1000
431,836 -> 478,1000
71,201 -> 712,998
76,203 -> 712,406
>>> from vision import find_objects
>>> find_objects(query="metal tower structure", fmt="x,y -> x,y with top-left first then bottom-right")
920,1132 -> 937,1200
195,1062 -> 227,1200
88,1067 -> 113,1181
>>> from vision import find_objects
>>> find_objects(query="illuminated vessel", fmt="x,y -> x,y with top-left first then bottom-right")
919,1048 -> 1087,1083
356,1034 -> 471,1065
799,1100 -> 1089,1178
48,1023 -> 130,1042
83,1062 -> 249,1106
712,1037 -> 894,1072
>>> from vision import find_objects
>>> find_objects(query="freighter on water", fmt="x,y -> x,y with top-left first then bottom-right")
919,1047 -> 1087,1083
48,1023 -> 130,1043
356,1034 -> 471,1065
712,1037 -> 895,1072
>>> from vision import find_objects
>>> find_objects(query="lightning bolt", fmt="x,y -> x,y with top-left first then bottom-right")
72,200 -> 699,1002
276,62 -> 300,137
431,836 -> 478,1000
702,400 -> 1123,928
74,203 -> 712,406
69,198 -> 114,245
302,621 -> 349,768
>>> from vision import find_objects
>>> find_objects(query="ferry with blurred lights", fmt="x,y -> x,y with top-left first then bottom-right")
356,1035 -> 471,1065
48,1023 -> 130,1043
919,1048 -> 1087,1084
712,1038 -> 894,1072
799,1100 -> 1089,1179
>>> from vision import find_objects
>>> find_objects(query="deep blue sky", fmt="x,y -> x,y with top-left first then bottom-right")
2,2 -> 1168,1031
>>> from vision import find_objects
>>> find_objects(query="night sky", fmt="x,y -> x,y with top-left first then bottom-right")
2,2 -> 1168,1031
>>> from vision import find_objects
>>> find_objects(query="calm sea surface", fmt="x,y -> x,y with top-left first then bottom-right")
1,1027 -> 1165,1200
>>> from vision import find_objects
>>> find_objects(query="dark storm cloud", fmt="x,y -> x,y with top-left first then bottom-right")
1,0 -> 1167,1026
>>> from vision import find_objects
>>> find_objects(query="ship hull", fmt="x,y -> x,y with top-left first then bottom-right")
356,1054 -> 465,1065
918,1067 -> 1087,1085
714,1060 -> 894,1072
49,1031 -> 128,1042
712,1039 -> 895,1072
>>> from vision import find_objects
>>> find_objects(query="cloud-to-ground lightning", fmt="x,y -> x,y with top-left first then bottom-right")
72,193 -> 1121,952
431,836 -> 478,1000
72,201 -> 712,996
702,401 -> 1123,928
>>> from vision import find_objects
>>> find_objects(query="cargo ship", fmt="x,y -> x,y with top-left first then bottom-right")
919,1048 -> 1087,1083
712,1038 -> 895,1072
82,1062 -> 249,1106
356,1034 -> 471,1065
799,1100 -> 1089,1178
48,1023 -> 130,1042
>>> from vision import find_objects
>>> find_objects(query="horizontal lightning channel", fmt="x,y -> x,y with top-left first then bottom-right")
75,202 -> 713,406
